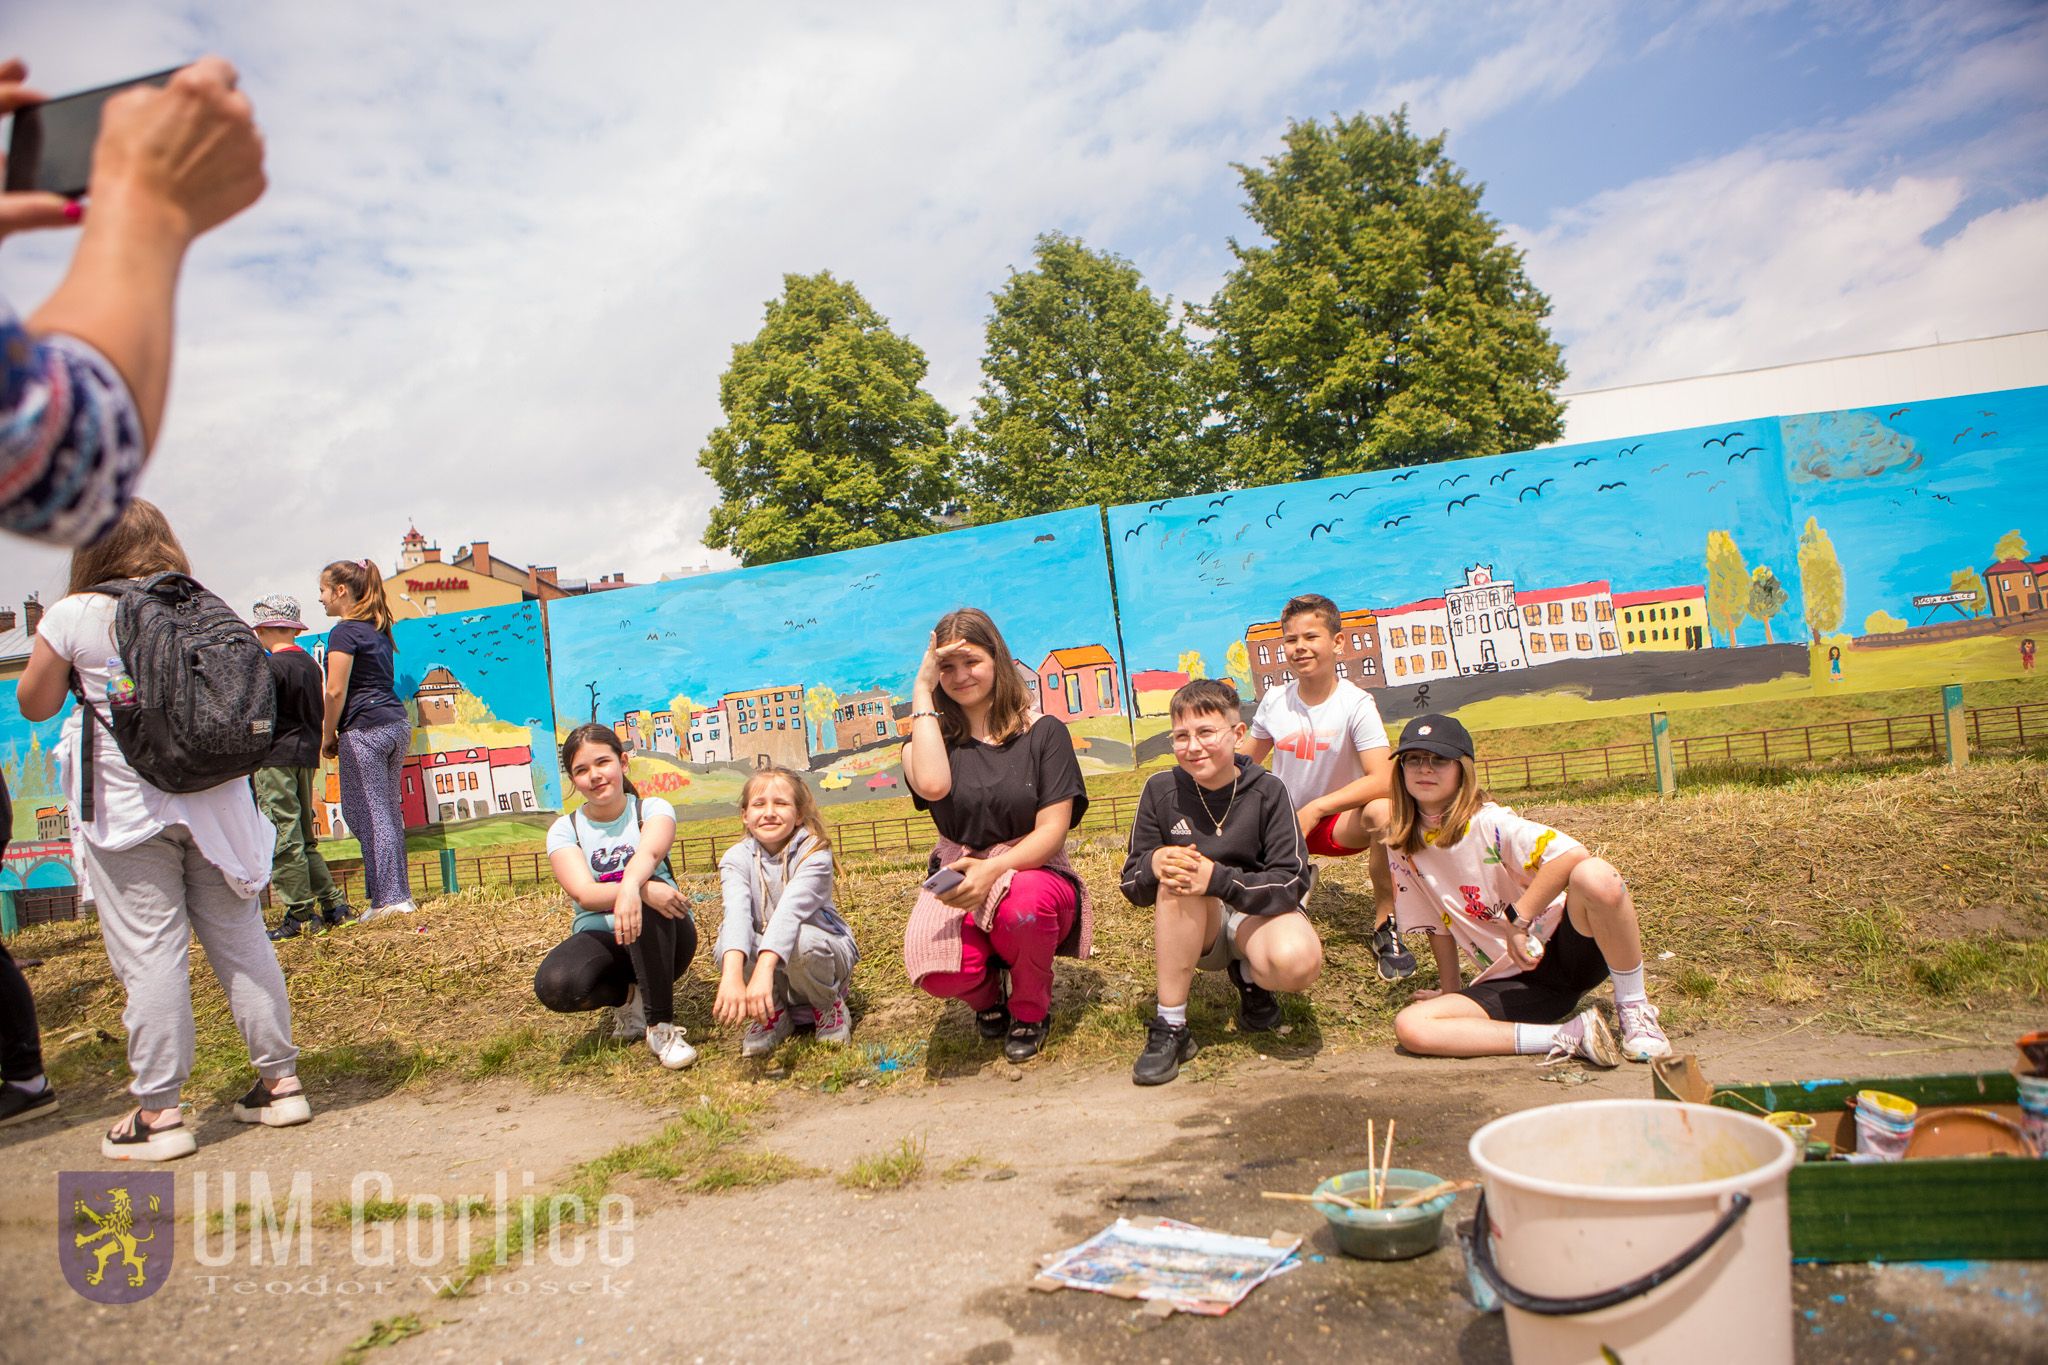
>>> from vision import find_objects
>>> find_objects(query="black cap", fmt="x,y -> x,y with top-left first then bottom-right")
1393,713 -> 1474,761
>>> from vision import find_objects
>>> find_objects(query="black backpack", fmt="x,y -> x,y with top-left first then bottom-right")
69,573 -> 276,819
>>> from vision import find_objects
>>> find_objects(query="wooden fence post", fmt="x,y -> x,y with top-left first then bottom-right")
1942,684 -> 1968,769
1650,712 -> 1676,797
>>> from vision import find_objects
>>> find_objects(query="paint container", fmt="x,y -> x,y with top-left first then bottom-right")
2016,1030 -> 2048,1077
1312,1169 -> 1457,1260
2017,1073 -> 2048,1158
1765,1111 -> 1816,1159
1851,1090 -> 1917,1161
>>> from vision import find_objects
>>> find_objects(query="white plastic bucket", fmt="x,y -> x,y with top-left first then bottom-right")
1464,1099 -> 1795,1365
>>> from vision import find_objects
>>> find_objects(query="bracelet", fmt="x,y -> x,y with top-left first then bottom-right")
910,710 -> 940,721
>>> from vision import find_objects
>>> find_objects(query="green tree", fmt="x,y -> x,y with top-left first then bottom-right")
1705,530 -> 1750,647
1950,568 -> 1987,616
700,272 -> 955,566
962,234 -> 1211,517
805,685 -> 839,751
1200,109 -> 1567,486
1747,565 -> 1789,644
1796,516 -> 1844,642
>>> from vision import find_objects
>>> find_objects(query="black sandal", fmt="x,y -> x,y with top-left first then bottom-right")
1004,1016 -> 1048,1063
975,1005 -> 1011,1041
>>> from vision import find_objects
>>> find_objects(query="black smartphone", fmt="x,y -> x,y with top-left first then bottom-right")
6,67 -> 184,198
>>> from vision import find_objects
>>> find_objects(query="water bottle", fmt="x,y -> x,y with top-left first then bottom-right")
105,655 -> 138,709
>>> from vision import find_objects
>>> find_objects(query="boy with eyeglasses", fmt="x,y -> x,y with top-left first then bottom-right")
1119,679 -> 1318,1085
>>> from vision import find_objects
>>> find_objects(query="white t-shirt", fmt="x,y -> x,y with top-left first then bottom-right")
36,592 -> 275,895
546,795 -> 679,934
1389,802 -> 1584,986
1248,678 -> 1390,808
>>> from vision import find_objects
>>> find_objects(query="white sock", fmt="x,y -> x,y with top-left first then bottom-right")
1157,1002 -> 1188,1028
1514,1023 -> 1561,1055
1610,963 -> 1647,1006
5,1075 -> 47,1095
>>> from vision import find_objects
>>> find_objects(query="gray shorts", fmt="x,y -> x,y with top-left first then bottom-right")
1195,907 -> 1251,972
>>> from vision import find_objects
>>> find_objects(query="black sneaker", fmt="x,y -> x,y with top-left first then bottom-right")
975,1005 -> 1011,1041
1132,1018 -> 1195,1086
1228,960 -> 1283,1032
1372,920 -> 1417,982
0,1082 -> 58,1128
1003,1016 -> 1048,1062
321,900 -> 353,928
266,917 -> 309,942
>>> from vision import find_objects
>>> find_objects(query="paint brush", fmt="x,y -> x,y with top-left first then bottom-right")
1379,1120 -> 1396,1209
1261,1190 -> 1370,1213
1367,1119 -> 1377,1208
1390,1178 -> 1477,1209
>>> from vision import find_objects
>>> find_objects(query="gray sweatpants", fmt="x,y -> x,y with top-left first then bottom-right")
741,924 -> 856,1012
79,824 -> 299,1110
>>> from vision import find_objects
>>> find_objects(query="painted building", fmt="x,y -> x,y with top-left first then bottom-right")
317,768 -> 349,840
417,746 -> 496,823
34,805 -> 67,839
721,685 -> 810,770
1038,645 -> 1122,721
832,687 -> 895,752
688,707 -> 731,764
487,746 -> 537,814
1131,669 -> 1190,717
648,710 -> 679,756
1014,658 -> 1039,706
1445,566 -> 1529,675
413,667 -> 465,725
1986,557 -> 2048,618
1377,599 -> 1457,684
1516,582 -> 1620,664
1615,586 -> 1711,650
1243,607 -> 1384,699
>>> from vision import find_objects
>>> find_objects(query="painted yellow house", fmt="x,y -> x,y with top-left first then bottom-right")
1614,586 -> 1710,651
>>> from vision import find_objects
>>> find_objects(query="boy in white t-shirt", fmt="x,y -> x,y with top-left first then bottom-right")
1241,593 -> 1413,981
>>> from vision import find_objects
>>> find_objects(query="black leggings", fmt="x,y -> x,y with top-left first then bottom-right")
533,916 -> 697,1026
0,940 -> 43,1083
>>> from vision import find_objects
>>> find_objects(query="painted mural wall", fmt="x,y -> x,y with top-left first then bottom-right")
544,506 -> 1132,820
0,681 -> 81,905
1107,384 -> 2048,741
303,600 -> 560,847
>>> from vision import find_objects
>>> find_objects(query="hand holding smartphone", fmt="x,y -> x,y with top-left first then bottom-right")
922,867 -> 966,896
6,66 -> 182,198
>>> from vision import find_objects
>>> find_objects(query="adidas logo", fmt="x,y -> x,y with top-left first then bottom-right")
1168,818 -> 1193,837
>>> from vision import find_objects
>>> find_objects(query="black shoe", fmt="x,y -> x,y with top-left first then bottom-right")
1228,960 -> 1283,1032
1372,920 -> 1417,982
1003,1016 -> 1048,1062
1132,1018 -> 1195,1086
321,901 -> 353,927
266,917 -> 308,942
0,1082 -> 59,1128
975,1005 -> 1011,1041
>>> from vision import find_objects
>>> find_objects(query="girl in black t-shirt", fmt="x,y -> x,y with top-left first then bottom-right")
317,559 -> 415,918
902,608 -> 1092,1062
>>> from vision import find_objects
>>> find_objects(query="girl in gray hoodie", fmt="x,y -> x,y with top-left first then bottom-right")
711,768 -> 859,1058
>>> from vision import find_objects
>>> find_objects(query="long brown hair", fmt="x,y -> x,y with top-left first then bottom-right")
1387,754 -> 1490,854
740,767 -> 832,859
930,607 -> 1032,745
559,722 -> 639,802
322,558 -> 396,636
67,498 -> 190,595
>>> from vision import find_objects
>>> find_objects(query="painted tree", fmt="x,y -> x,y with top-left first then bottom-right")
804,685 -> 839,751
962,234 -> 1212,518
699,271 -> 955,566
1864,609 -> 1908,634
1747,566 -> 1789,643
1177,650 -> 1208,680
667,693 -> 699,725
1796,516 -> 1844,642
1994,530 -> 2030,562
451,691 -> 499,726
1950,568 -> 1988,616
1200,109 -> 1567,485
1704,530 -> 1751,647
1225,640 -> 1253,696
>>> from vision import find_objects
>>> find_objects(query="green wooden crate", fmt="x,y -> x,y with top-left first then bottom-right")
1651,1066 -> 2048,1262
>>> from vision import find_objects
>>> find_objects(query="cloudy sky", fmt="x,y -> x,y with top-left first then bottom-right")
2,0 -> 2043,618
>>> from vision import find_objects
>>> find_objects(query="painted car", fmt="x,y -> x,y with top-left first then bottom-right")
1070,734 -> 1093,752
819,770 -> 853,791
865,772 -> 899,790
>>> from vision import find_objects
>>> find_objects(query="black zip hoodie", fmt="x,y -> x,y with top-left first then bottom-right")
1119,754 -> 1309,918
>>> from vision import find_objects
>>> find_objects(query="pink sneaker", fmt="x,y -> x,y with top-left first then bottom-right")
1541,1008 -> 1619,1069
742,1009 -> 794,1059
813,995 -> 852,1045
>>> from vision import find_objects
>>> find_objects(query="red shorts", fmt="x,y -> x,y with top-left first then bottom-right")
1306,812 -> 1369,858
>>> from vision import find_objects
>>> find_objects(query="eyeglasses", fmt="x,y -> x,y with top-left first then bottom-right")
1399,750 -> 1458,768
1169,727 -> 1234,749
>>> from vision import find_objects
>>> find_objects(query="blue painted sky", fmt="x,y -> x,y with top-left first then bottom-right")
4,3 -> 2043,621
545,508 -> 1121,724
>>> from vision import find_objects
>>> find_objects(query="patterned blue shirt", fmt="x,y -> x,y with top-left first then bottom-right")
0,301 -> 144,545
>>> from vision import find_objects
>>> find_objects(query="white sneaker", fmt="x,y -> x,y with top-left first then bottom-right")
742,1009 -> 795,1059
1616,1000 -> 1673,1062
1541,1007 -> 1620,1069
813,995 -> 853,1045
646,1022 -> 698,1070
611,988 -> 647,1040
358,900 -> 416,923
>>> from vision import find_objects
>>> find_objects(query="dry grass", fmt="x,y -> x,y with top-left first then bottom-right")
12,759 -> 2046,1118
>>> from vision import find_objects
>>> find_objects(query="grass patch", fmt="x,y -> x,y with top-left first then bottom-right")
841,1136 -> 926,1191
338,1314 -> 427,1364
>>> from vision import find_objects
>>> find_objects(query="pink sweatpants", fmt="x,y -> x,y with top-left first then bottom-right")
918,869 -> 1078,1023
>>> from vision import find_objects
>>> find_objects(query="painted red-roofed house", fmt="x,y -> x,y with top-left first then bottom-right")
1515,581 -> 1620,664
1986,558 -> 2048,618
1039,645 -> 1122,721
489,746 -> 537,814
1377,598 -> 1455,684
1613,585 -> 1710,651
1132,669 -> 1189,717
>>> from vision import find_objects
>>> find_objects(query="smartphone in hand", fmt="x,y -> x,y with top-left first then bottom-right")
922,867 -> 965,896
6,66 -> 183,197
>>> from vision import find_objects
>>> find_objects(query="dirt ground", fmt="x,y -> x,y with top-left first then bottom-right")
2,1028 -> 2042,1364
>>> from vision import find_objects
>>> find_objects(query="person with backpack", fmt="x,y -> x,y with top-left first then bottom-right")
317,559 -> 415,919
15,499 -> 308,1160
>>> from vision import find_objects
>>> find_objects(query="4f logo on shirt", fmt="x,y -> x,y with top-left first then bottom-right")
1458,885 -> 1492,922
1272,728 -> 1331,761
